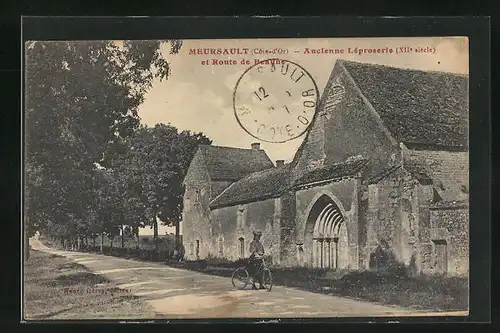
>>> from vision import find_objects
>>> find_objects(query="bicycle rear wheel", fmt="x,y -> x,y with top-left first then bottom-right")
261,268 -> 273,292
231,267 -> 250,290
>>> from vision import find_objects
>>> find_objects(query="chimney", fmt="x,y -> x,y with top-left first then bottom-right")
276,160 -> 285,167
251,142 -> 261,150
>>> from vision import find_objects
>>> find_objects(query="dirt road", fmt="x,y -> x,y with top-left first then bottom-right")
29,239 -> 463,319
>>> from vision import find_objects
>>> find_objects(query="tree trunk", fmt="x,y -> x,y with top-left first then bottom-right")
135,227 -> 140,249
153,218 -> 159,253
175,221 -> 180,253
93,236 -> 96,248
110,236 -> 114,249
24,228 -> 30,261
77,236 -> 82,251
100,233 -> 104,253
121,225 -> 125,248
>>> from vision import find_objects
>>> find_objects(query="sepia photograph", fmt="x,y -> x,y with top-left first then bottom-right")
23,36 -> 470,320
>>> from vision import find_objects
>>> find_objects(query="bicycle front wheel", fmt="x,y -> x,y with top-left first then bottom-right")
231,267 -> 250,290
262,268 -> 273,292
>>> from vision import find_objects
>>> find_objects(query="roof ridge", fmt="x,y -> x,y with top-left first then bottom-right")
209,179 -> 237,207
338,59 -> 469,77
209,164 -> 293,209
330,156 -> 369,166
235,163 -> 291,180
199,144 -> 263,151
365,164 -> 402,184
306,157 -> 369,174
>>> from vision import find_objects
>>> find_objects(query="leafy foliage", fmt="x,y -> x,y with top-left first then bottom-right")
116,124 -> 211,228
24,40 -> 209,250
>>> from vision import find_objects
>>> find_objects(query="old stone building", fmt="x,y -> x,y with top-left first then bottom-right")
182,60 -> 469,277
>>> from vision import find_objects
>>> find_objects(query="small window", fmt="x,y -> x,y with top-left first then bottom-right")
239,237 -> 245,258
189,242 -> 194,255
297,245 -> 304,265
195,240 -> 200,259
237,206 -> 245,229
218,237 -> 224,256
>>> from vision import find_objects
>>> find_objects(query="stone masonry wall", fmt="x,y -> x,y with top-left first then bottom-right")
402,146 -> 469,276
404,148 -> 469,202
291,62 -> 400,183
279,190 -> 297,267
364,168 -> 423,273
210,205 -> 238,259
210,198 -> 279,263
182,150 -> 213,260
428,206 -> 469,276
365,168 -> 403,267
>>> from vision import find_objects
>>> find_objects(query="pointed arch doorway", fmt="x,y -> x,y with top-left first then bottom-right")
304,194 -> 349,269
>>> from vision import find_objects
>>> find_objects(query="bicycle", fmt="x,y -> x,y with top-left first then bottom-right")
231,256 -> 273,292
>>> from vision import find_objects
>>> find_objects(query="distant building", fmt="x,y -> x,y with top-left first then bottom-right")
182,60 -> 469,277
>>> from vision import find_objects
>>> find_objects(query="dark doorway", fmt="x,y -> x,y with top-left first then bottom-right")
305,194 -> 347,269
333,237 -> 339,269
433,240 -> 448,274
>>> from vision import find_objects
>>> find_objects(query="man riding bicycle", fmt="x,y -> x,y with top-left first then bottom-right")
248,230 -> 266,290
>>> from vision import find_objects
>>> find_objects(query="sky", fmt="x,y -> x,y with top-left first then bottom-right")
137,37 -> 468,165
135,36 -> 468,235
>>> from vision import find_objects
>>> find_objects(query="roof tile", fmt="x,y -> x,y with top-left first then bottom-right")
209,164 -> 291,209
340,60 -> 469,149
199,145 -> 274,181
293,157 -> 370,187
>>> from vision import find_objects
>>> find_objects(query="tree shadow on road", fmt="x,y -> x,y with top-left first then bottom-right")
41,272 -> 110,288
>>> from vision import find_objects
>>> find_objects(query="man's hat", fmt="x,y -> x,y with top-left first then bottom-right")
253,230 -> 262,236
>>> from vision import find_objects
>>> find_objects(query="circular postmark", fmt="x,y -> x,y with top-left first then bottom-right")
233,58 -> 319,143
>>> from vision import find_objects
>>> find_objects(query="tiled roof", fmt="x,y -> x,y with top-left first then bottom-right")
365,162 -> 436,185
209,164 -> 291,209
340,60 -> 469,149
365,164 -> 401,184
198,145 -> 274,181
293,158 -> 370,188
403,160 -> 433,182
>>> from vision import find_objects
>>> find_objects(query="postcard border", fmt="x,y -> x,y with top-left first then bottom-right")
19,16 -> 491,325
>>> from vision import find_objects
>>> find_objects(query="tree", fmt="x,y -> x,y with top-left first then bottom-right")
24,40 -> 181,259
119,124 -> 211,254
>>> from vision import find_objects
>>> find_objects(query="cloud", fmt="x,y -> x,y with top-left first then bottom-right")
201,89 -> 225,110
